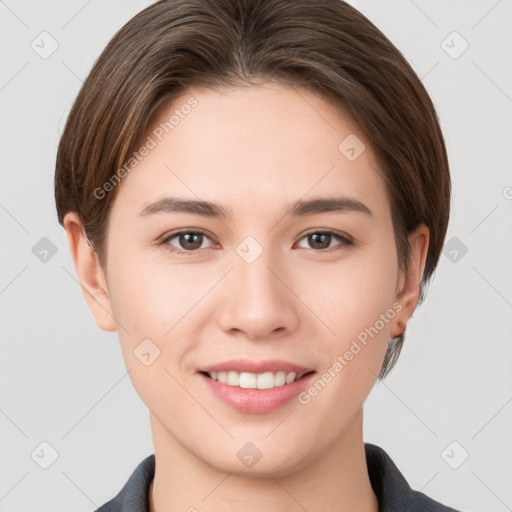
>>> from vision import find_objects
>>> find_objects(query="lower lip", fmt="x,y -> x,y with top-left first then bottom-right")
198,372 -> 316,414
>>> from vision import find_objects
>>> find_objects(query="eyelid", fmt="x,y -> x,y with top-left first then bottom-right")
300,228 -> 353,243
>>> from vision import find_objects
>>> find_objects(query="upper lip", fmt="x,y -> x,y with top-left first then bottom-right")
198,358 -> 315,374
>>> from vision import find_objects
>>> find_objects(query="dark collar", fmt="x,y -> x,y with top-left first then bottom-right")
95,443 -> 461,511
363,443 -> 460,511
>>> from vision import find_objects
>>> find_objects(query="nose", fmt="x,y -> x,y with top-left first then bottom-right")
216,246 -> 300,341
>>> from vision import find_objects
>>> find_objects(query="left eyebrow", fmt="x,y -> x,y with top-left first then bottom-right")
137,195 -> 373,219
285,197 -> 373,218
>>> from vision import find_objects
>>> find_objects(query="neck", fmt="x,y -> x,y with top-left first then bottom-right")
148,408 -> 378,512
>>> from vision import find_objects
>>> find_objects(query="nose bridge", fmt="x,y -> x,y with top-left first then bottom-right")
217,238 -> 299,339
237,246 -> 281,301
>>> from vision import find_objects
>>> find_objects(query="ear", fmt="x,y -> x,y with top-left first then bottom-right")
390,223 -> 429,339
63,212 -> 117,332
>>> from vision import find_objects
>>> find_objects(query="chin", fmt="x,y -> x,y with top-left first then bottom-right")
200,441 -> 313,479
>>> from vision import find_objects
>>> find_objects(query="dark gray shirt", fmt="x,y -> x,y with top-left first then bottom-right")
94,443 -> 462,511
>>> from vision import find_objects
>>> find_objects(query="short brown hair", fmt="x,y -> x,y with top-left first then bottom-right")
54,0 -> 450,379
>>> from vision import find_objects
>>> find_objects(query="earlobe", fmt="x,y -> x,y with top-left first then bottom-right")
390,224 -> 429,338
63,212 -> 117,332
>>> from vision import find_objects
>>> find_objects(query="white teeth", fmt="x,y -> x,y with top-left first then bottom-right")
285,372 -> 296,384
227,371 -> 239,386
256,371 -> 274,389
274,371 -> 286,387
239,372 -> 257,388
207,370 -> 306,389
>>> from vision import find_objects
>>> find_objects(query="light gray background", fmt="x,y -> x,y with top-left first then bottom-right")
1,1 -> 511,511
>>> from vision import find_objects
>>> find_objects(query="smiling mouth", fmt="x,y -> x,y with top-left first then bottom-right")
199,370 -> 316,390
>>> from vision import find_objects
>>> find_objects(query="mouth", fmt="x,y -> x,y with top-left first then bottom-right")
199,369 -> 316,390
197,361 -> 318,414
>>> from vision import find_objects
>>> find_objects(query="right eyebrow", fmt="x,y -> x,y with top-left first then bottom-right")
138,197 -> 230,219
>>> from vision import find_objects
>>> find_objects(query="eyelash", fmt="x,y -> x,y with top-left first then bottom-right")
160,229 -> 354,255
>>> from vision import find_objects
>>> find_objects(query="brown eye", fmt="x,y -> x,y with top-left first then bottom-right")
162,230 -> 212,253
308,233 -> 332,250
177,232 -> 204,250
297,231 -> 353,251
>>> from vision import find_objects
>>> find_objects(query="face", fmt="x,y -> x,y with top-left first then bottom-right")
67,83 -> 427,477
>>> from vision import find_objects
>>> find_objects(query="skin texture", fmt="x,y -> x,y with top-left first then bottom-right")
64,83 -> 429,512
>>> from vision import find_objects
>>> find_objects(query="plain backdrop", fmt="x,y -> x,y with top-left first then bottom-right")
1,1 -> 511,511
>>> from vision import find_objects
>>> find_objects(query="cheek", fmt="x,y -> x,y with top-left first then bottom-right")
105,245 -> 223,394
304,244 -> 399,345
107,247 -> 200,335
294,247 -> 398,426
105,252 -> 200,408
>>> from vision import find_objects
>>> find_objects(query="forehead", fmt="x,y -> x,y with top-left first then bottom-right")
112,83 -> 390,222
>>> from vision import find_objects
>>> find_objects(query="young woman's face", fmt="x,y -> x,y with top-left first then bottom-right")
95,84 -> 418,475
